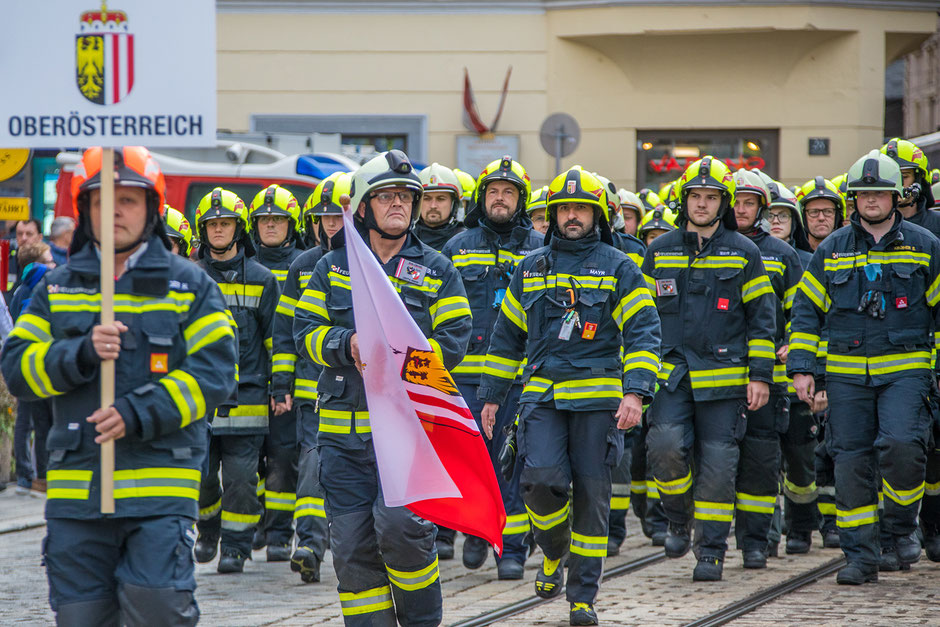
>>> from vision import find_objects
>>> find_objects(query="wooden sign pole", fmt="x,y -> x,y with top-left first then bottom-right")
99,147 -> 116,514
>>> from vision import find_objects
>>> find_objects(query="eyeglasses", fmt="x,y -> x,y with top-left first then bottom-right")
805,208 -> 836,218
767,212 -> 792,223
372,190 -> 415,205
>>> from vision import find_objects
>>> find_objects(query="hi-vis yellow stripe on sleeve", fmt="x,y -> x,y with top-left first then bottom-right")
184,311 -> 234,355
295,289 -> 330,320
429,296 -> 471,329
748,338 -> 776,360
928,272 -> 940,307
623,351 -> 660,375
47,291 -> 195,314
789,332 -> 820,354
8,313 -> 52,343
741,275 -> 774,303
276,295 -> 298,318
500,288 -> 527,331
612,287 -> 655,330
22,342 -> 60,398
305,326 -> 331,365
798,271 -> 831,312
272,353 -> 297,374
159,369 -> 206,428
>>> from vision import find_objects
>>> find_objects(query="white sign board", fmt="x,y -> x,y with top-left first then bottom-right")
0,0 -> 216,148
456,135 -> 520,178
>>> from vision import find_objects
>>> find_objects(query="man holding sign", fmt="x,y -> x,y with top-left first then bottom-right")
293,150 -> 474,626
1,147 -> 237,626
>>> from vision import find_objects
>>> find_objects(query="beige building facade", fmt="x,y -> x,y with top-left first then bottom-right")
218,0 -> 937,189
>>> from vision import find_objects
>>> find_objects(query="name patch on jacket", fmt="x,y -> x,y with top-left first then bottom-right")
656,278 -> 678,297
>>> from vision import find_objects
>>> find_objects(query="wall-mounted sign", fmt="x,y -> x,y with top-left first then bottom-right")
0,197 -> 30,221
456,135 -> 520,178
808,138 -> 830,156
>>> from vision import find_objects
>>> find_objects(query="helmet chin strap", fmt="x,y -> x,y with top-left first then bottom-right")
205,224 -> 243,255
859,207 -> 896,226
363,204 -> 410,240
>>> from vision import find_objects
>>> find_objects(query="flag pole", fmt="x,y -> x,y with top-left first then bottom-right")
99,147 -> 116,514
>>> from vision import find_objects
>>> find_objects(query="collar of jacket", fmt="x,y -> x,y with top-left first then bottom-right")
741,226 -> 768,244
680,220 -> 727,252
850,208 -> 903,247
205,247 -> 247,273
67,236 -> 171,297
256,242 -> 296,265
549,227 -> 600,254
415,219 -> 462,240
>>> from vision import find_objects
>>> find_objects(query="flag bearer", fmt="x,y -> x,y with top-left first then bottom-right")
479,167 -> 661,626
0,146 -> 236,626
294,150 -> 471,626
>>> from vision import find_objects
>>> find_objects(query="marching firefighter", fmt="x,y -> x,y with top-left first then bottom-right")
0,146 -> 237,625
618,189 -> 647,238
479,167 -> 661,626
882,138 -> 940,237
594,174 -> 646,267
293,150 -> 472,626
247,184 -> 305,561
441,156 -> 544,577
164,205 -> 194,259
758,173 -> 828,554
414,163 -> 466,251
527,186 -> 550,236
789,150 -> 940,584
275,172 -> 350,583
193,187 -> 280,574
731,169 -> 804,568
643,156 -> 777,582
799,177 -> 845,252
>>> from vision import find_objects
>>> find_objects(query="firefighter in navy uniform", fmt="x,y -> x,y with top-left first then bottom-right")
595,174 -> 647,268
479,167 -> 661,626
276,172 -> 350,583
789,150 -> 940,584
164,206 -> 194,259
0,146 -> 237,626
293,150 -> 472,627
730,169 -> 804,568
192,187 -> 280,574
758,174 -> 827,555
643,156 -> 777,582
881,139 -> 940,564
247,184 -> 305,561
415,163 -> 466,251
441,156 -> 543,577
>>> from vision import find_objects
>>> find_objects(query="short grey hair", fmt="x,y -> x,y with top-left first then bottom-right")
50,216 -> 76,240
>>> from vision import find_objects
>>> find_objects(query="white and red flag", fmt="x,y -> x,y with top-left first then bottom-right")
342,208 -> 506,554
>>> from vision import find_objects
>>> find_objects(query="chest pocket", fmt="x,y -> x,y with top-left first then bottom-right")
141,316 -> 182,381
578,289 -> 610,328
520,289 -> 551,340
713,266 -> 743,312
46,421 -> 83,463
890,263 -> 925,309
230,308 -> 257,357
828,268 -> 860,310
401,287 -> 432,333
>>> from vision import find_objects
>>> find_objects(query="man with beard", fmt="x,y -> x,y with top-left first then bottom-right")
441,156 -> 544,577
414,163 -> 466,251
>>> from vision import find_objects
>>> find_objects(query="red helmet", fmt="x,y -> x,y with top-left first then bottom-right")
71,146 -> 166,216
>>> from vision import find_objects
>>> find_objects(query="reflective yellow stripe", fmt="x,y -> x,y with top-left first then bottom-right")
8,313 -> 52,343
503,513 -> 531,536
272,352 -> 297,374
22,341 -> 60,398
783,479 -> 817,504
928,271 -> 940,306
817,502 -> 837,516
623,350 -> 660,375
882,479 -> 925,506
798,271 -> 830,312
159,369 -> 206,428
47,291 -> 195,314
570,532 -> 607,557
836,504 -> 878,528
522,274 -> 618,293
554,377 -> 622,400
500,288 -> 527,332
748,338 -> 776,360
789,332 -> 820,354
825,352 -> 931,377
429,295 -> 471,329
654,254 -> 689,269
295,289 -> 331,320
689,366 -> 748,389
612,287 -> 656,330
527,502 -> 569,531
735,492 -> 776,514
657,361 -> 675,382
200,498 -> 222,520
328,271 -> 351,290
294,378 -> 318,401
113,467 -> 201,500
339,586 -> 393,617
693,255 -> 746,270
452,252 -> 496,267
453,354 -> 487,375
386,557 -> 440,591
741,275 -> 774,303
523,376 -> 552,396
265,490 -> 296,511
294,496 -> 326,519
46,469 -> 93,500
762,258 -> 785,277
221,510 -> 262,531
482,354 -> 521,380
694,500 -> 734,522
213,404 -> 268,430
305,325 -> 331,366
655,470 -> 692,496
318,409 -> 371,435
184,311 -> 234,355
276,294 -> 298,317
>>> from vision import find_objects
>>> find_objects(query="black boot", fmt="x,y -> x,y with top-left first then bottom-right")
217,548 -> 248,574
895,532 -> 921,566
692,556 -> 723,581
193,533 -> 219,564
664,522 -> 691,558
743,549 -> 767,569
786,530 -> 812,554
462,535 -> 489,569
266,543 -> 291,562
822,527 -> 841,549
837,562 -> 878,584
924,532 -> 940,562
569,602 -> 598,626
651,530 -> 667,547
535,555 -> 564,598
497,558 -> 524,580
252,527 -> 266,551
290,545 -> 321,583
436,536 -> 455,560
